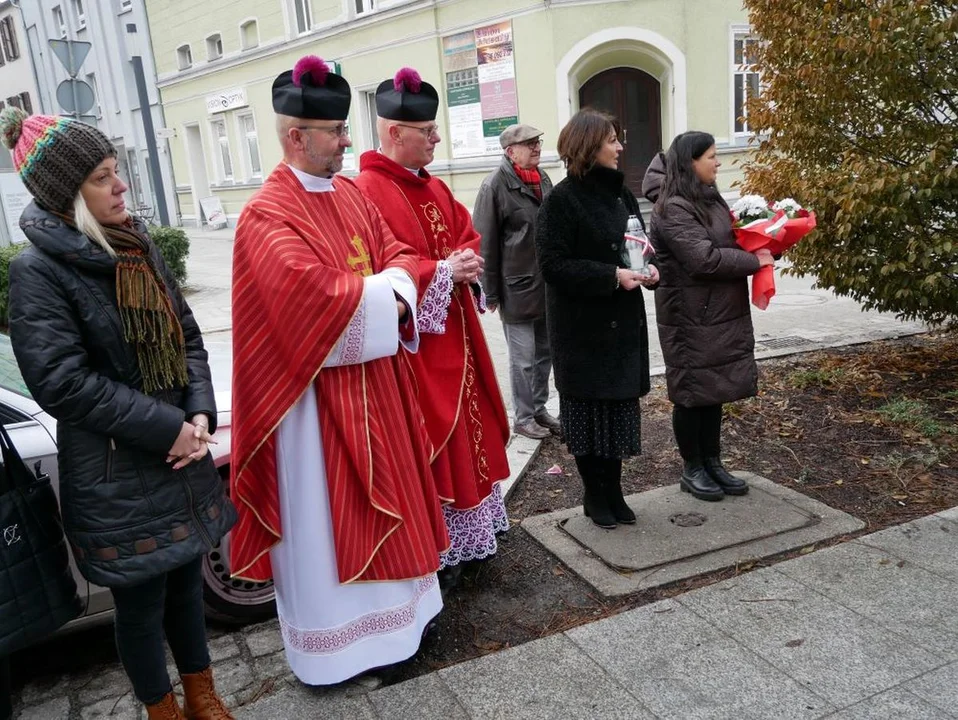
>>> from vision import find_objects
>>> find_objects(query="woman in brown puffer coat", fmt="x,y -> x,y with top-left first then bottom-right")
642,132 -> 773,501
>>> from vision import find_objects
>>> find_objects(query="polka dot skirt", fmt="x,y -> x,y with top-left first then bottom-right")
559,395 -> 641,459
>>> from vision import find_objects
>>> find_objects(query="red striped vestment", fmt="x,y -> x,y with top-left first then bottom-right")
229,164 -> 449,583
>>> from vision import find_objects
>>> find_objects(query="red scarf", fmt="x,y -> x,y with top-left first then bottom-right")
513,163 -> 542,200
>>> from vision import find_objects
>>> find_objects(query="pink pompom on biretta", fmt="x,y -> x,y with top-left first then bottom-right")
393,67 -> 422,94
293,55 -> 330,87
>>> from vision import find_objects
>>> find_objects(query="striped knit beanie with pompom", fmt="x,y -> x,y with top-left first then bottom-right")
0,106 -> 116,213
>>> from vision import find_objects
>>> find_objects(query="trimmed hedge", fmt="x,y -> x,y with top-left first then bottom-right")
0,226 -> 191,327
0,243 -> 26,328
148,225 -> 191,286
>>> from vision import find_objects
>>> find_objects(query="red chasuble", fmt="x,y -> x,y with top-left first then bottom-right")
230,164 -> 449,583
355,151 -> 510,511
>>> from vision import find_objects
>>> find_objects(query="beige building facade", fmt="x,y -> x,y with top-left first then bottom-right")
144,0 -> 759,226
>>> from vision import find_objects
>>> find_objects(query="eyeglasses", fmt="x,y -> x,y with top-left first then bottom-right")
295,123 -> 349,138
396,123 -> 440,139
513,138 -> 543,149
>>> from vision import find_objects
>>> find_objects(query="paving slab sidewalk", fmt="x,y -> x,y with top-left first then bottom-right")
235,509 -> 958,719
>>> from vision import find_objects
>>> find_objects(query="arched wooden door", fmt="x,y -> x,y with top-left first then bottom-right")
579,68 -> 662,197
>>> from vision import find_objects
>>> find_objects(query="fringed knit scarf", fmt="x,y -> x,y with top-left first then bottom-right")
58,212 -> 189,393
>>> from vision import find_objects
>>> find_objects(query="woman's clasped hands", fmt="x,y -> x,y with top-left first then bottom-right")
166,413 -> 217,470
616,265 -> 660,291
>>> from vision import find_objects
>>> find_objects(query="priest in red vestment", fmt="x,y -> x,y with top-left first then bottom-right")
355,68 -> 511,577
229,56 -> 449,686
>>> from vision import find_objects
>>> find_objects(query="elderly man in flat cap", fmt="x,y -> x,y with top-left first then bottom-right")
473,124 -> 558,440
230,55 -> 449,686
355,67 -> 511,584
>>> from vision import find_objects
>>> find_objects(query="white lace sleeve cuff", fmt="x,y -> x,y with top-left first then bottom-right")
417,260 -> 454,335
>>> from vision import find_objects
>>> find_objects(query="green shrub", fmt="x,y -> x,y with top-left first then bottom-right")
0,243 -> 26,328
149,225 -> 191,286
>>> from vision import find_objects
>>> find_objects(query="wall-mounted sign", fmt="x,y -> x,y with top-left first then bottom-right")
206,87 -> 248,114
442,21 -> 518,158
155,128 -> 176,139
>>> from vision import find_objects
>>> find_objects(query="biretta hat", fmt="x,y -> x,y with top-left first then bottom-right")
374,68 -> 439,122
272,55 -> 351,120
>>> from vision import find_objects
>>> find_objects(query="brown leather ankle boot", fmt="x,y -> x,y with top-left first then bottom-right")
181,667 -> 234,720
145,692 -> 186,720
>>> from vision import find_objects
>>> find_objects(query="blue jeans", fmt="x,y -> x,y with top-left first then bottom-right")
109,556 -> 211,704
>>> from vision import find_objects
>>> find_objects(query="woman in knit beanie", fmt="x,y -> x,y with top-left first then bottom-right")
0,107 -> 236,720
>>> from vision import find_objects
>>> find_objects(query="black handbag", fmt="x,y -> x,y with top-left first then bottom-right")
0,424 -> 82,656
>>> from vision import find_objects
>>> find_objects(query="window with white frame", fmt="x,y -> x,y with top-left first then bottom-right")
120,0 -> 133,11
206,33 -> 223,61
176,44 -> 192,70
52,5 -> 67,38
293,0 -> 312,33
86,72 -> 101,117
210,118 -> 234,183
19,92 -> 32,114
72,0 -> 86,29
237,112 -> 262,179
361,90 -> 380,150
355,0 -> 374,13
732,29 -> 761,136
240,19 -> 258,50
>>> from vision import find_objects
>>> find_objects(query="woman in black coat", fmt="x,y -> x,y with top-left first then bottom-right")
536,108 -> 658,529
642,132 -> 773,501
2,108 -> 236,719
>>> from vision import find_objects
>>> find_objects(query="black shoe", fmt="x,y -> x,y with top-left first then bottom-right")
438,564 -> 462,596
604,477 -> 636,525
680,463 -> 724,502
704,457 -> 749,495
582,479 -> 617,529
534,412 -> 563,434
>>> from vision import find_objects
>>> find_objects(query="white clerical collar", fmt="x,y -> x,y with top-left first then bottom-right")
286,163 -> 336,193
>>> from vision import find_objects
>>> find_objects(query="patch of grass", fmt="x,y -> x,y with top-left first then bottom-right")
876,398 -> 946,438
787,365 -> 846,390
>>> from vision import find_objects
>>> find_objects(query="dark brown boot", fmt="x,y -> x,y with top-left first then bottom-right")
181,667 -> 234,720
145,692 -> 186,720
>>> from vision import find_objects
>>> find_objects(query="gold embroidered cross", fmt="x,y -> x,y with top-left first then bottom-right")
347,234 -> 372,277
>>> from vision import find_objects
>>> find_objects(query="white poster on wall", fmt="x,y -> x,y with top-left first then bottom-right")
0,171 -> 33,245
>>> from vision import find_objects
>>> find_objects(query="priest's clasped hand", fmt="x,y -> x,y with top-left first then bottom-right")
448,248 -> 483,284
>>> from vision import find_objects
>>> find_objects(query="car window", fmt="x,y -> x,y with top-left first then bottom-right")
0,335 -> 31,399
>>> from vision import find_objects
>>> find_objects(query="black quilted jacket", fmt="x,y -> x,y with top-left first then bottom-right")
7,202 -> 235,588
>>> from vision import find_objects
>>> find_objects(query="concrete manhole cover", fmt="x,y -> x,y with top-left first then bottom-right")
670,512 -> 707,527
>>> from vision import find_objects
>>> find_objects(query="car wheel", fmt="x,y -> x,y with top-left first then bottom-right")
201,467 -> 276,624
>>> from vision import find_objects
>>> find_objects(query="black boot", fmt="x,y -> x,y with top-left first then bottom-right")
704,457 -> 749,495
680,461 -> 724,502
576,456 -> 617,528
602,461 -> 636,525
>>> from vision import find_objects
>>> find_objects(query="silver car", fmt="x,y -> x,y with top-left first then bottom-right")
0,335 -> 275,632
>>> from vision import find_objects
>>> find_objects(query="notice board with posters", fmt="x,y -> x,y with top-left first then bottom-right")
442,21 -> 518,158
